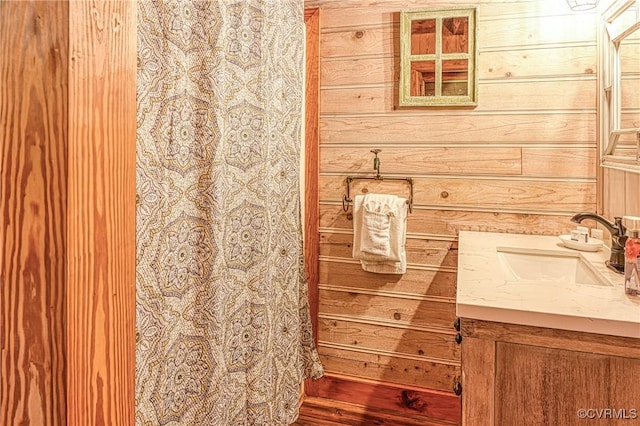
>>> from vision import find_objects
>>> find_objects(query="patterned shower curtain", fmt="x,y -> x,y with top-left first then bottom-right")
135,1 -> 323,424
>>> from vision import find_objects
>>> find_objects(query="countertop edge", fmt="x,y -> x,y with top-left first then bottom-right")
457,302 -> 640,339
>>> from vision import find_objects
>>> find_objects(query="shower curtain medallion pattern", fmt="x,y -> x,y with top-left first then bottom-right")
135,1 -> 323,425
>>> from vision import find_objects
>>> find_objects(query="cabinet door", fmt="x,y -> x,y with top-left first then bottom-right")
495,342 -> 640,425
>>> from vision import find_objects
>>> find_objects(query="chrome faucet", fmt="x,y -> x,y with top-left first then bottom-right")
571,212 -> 627,273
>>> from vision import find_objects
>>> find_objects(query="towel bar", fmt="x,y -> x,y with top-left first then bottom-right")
341,150 -> 414,216
342,175 -> 414,214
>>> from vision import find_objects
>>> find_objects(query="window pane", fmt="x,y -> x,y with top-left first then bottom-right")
410,61 -> 435,96
411,19 -> 436,55
442,59 -> 468,96
442,16 -> 468,54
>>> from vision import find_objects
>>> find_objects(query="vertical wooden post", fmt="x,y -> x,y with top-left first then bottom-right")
66,1 -> 136,425
1,1 -> 136,425
303,7 -> 321,400
304,7 -> 320,347
1,2 -> 69,424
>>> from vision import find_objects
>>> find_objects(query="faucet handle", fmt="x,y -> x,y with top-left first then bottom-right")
614,217 -> 627,235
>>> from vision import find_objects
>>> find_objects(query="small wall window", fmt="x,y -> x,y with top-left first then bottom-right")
399,7 -> 478,107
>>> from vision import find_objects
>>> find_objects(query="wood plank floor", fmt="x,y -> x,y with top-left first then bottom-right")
291,398 -> 459,426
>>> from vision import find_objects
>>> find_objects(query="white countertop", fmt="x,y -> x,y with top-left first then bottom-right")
457,231 -> 640,338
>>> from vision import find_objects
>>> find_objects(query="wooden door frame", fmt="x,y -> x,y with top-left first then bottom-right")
304,7 -> 320,345
0,2 -> 136,424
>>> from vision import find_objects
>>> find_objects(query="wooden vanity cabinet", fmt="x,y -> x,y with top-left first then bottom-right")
461,318 -> 640,425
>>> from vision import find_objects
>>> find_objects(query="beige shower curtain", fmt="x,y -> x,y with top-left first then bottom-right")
135,1 -> 323,424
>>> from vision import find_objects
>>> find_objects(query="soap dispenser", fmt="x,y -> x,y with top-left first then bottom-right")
624,216 -> 640,296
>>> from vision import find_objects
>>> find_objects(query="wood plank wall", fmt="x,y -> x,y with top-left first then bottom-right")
301,0 -> 598,424
603,168 -> 640,219
1,2 -> 136,425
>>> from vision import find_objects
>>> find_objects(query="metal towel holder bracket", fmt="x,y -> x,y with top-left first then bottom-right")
342,149 -> 414,215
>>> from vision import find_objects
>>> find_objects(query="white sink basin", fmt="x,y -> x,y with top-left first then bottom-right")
497,247 -> 612,287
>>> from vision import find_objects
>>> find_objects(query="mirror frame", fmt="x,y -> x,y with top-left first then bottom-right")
399,7 -> 478,107
599,0 -> 640,173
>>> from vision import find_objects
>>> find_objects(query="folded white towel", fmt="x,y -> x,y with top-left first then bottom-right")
361,210 -> 391,256
353,194 -> 397,260
352,194 -> 408,274
359,193 -> 397,257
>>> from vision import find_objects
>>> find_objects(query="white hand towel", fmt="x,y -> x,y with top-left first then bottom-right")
352,194 -> 408,274
361,210 -> 391,256
360,194 -> 397,257
352,194 -> 367,257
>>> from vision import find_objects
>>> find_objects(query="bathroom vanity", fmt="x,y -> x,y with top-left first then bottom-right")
457,231 -> 640,425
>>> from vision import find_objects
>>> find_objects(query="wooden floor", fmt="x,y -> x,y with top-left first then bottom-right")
291,398 -> 460,426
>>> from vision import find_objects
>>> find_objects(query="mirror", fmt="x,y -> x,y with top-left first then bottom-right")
600,0 -> 640,172
399,8 -> 477,107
